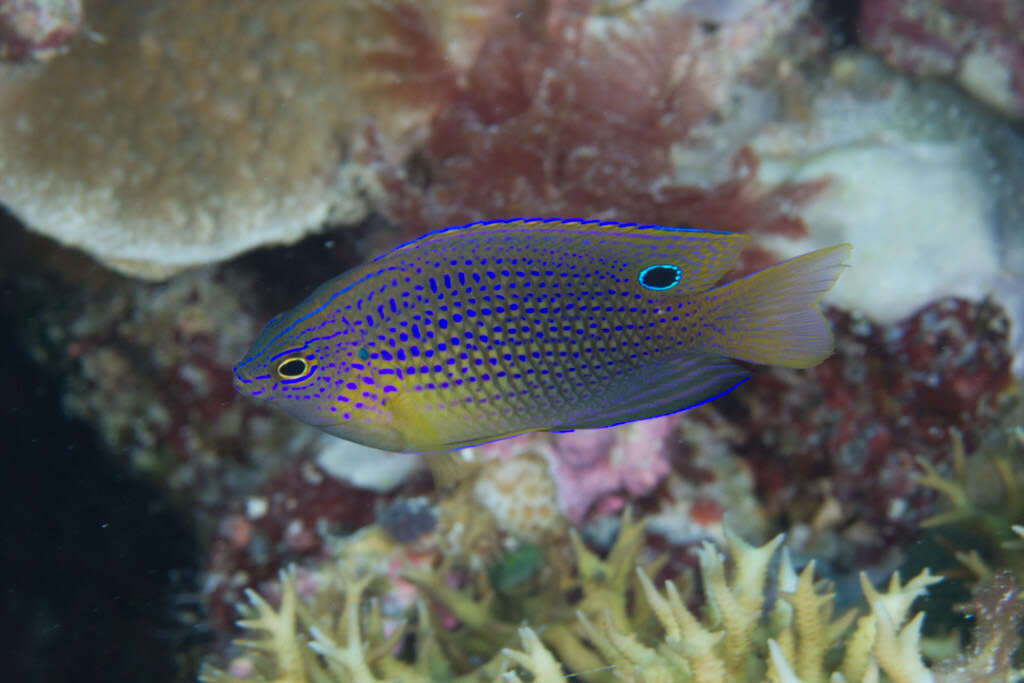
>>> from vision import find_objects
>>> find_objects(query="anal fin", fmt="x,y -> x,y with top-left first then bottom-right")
550,351 -> 751,431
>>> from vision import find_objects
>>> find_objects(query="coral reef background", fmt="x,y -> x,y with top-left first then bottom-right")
1,0 -> 1023,681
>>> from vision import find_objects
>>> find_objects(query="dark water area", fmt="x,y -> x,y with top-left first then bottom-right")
0,216 -> 201,682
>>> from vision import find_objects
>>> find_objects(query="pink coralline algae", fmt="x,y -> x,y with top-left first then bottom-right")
473,416 -> 677,524
363,0 -> 828,236
0,0 -> 82,61
859,0 -> 1024,118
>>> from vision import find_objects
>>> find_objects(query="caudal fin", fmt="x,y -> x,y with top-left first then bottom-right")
699,244 -> 851,369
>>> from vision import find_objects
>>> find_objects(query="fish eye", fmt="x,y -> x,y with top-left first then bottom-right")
276,357 -> 310,379
358,347 -> 370,361
638,264 -> 682,290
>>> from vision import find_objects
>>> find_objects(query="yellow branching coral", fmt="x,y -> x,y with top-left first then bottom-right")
634,567 -> 722,682
398,508 -> 652,677
234,570 -> 308,683
204,510 -> 1022,682
498,531 -> 1021,683
700,531 -> 785,679
914,424 -> 1024,584
200,565 -> 441,683
769,559 -> 850,683
501,627 -> 571,683
835,570 -> 940,683
500,530 -> 956,683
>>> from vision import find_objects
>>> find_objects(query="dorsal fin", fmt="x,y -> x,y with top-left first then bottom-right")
386,218 -> 750,293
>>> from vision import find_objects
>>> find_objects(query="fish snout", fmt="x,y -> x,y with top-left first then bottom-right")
232,363 -> 253,393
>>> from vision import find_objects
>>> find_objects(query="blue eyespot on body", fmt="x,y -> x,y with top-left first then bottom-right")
275,356 -> 316,383
638,264 -> 683,291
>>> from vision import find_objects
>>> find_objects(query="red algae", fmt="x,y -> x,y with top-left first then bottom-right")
363,0 -> 825,237
688,496 -> 725,526
358,2 -> 461,114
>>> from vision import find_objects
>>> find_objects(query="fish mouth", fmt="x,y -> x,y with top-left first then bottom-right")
232,364 -> 252,391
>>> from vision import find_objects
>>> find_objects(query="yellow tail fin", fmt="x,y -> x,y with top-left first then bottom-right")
699,244 -> 851,369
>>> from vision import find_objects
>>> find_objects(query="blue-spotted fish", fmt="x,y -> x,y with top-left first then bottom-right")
233,218 -> 850,453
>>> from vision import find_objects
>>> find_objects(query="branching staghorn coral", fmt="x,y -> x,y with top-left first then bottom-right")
503,539 -> 1021,683
201,507 -> 1023,682
198,562 -> 467,683
397,508 -> 656,677
526,534 -> 938,683
914,423 -> 1024,583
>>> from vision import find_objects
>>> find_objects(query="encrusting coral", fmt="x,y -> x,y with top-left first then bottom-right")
0,0 -> 421,278
200,510 -> 1023,682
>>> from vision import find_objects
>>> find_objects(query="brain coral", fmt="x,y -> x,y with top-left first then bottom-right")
0,0 -> 388,278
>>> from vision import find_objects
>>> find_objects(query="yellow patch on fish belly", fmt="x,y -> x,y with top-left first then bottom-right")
386,387 -> 538,452
385,388 -> 446,452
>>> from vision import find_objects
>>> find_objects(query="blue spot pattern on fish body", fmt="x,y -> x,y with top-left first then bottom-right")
233,218 -> 849,452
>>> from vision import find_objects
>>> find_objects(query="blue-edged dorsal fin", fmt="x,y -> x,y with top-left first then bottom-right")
246,262 -> 364,359
385,217 -> 750,293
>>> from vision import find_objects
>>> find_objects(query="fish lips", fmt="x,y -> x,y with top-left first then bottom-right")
231,362 -> 263,397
